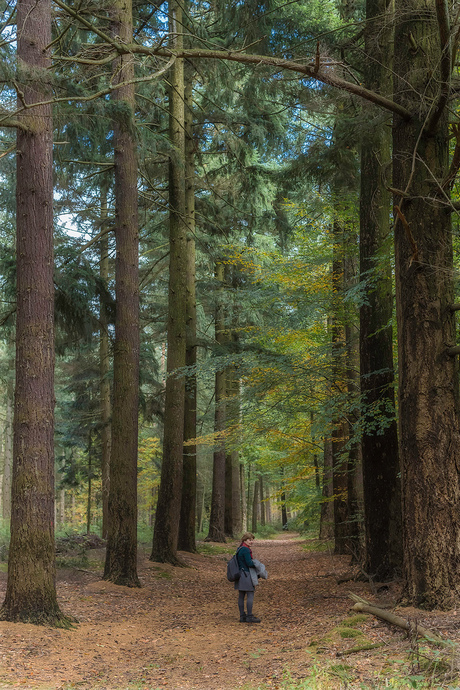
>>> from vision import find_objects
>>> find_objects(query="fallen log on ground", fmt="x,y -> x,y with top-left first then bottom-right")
348,594 -> 447,647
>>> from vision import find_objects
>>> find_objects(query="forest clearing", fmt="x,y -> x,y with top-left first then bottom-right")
1,534 -> 459,690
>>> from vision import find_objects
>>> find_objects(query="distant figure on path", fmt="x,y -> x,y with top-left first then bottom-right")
235,532 -> 262,623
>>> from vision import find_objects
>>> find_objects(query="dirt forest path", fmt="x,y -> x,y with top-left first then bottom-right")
0,534 -> 458,689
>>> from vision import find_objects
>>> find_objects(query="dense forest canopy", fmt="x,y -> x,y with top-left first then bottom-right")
0,0 -> 460,624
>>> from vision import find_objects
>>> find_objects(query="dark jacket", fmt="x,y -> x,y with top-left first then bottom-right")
236,545 -> 254,573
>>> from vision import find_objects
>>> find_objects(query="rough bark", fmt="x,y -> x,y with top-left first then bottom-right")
392,0 -> 460,608
2,369 -> 13,521
331,221 -> 350,555
103,0 -> 140,587
359,0 -> 402,581
240,463 -> 247,532
259,475 -> 266,527
319,438 -> 334,540
151,0 -> 187,564
1,0 -> 69,626
178,69 -> 197,553
206,263 -> 227,542
252,479 -> 259,533
99,190 -> 111,541
224,272 -> 242,535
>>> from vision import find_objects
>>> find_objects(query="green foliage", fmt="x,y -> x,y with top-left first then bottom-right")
196,542 -> 233,556
254,524 -> 279,539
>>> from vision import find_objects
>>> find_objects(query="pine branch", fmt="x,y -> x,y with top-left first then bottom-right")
53,0 -> 413,120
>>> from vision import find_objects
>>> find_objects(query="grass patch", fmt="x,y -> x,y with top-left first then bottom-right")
254,525 -> 279,539
301,539 -> 334,552
240,662 -> 453,689
341,614 -> 368,627
196,542 -> 233,556
56,554 -> 90,569
337,627 -> 363,639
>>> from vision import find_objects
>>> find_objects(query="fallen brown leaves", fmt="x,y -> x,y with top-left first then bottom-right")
0,534 -> 458,689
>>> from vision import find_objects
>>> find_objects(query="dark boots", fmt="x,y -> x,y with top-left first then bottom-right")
245,614 -> 261,623
239,613 -> 247,622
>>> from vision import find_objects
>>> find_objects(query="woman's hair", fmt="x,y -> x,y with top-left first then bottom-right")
241,532 -> 255,542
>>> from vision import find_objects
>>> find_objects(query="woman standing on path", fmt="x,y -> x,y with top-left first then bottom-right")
235,532 -> 261,623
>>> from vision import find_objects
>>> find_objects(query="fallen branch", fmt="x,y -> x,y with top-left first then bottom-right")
348,595 -> 447,646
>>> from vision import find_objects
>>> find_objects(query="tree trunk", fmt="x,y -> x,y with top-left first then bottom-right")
252,479 -> 259,533
360,0 -> 402,581
240,463 -> 247,532
345,320 -> 362,562
225,273 -> 242,535
103,0 -> 140,587
320,439 -> 334,540
224,446 -> 233,537
392,0 -> 460,609
331,221 -> 349,555
151,0 -> 187,564
1,0 -> 68,626
59,490 -> 65,526
99,189 -> 111,541
178,68 -> 197,553
259,475 -> 265,527
343,234 -> 363,561
86,431 -> 92,536
2,372 -> 13,521
206,263 -> 227,542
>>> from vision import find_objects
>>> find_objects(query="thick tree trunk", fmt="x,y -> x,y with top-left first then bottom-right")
151,0 -> 187,563
225,273 -> 242,535
2,371 -> 13,521
346,321 -> 362,561
206,263 -> 227,542
319,438 -> 334,540
1,0 -> 68,626
178,70 -> 197,553
360,0 -> 402,581
343,237 -> 363,560
99,190 -> 111,541
103,0 -> 140,587
331,221 -> 349,555
392,0 -> 460,609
